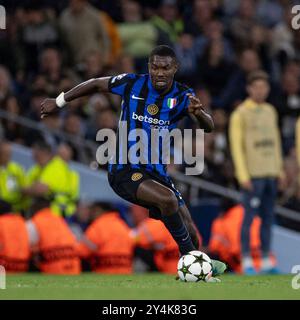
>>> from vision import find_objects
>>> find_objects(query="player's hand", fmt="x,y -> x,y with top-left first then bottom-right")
240,180 -> 253,191
40,98 -> 58,119
186,93 -> 204,116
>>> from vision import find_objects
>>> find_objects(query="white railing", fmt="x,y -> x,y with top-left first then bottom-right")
0,109 -> 97,164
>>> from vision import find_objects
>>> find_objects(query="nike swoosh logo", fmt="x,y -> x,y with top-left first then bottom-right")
182,235 -> 189,242
132,95 -> 144,100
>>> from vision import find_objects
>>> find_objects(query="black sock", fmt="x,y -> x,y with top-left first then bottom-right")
162,211 -> 196,255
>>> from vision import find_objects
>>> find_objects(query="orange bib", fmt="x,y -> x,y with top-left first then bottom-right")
78,212 -> 134,274
32,208 -> 80,274
0,214 -> 30,272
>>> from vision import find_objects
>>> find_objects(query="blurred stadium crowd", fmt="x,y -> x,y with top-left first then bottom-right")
0,0 -> 300,274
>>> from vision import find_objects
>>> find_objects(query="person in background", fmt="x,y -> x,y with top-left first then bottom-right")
194,19 -> 234,64
271,6 -> 298,73
0,140 -> 27,213
214,48 -> 261,110
117,0 -> 158,73
229,70 -> 285,274
198,39 -> 235,97
276,71 -> 300,154
77,202 -> 134,274
19,2 -> 59,73
229,0 -> 258,48
2,96 -> 25,144
135,217 -> 180,274
57,143 -> 80,219
23,140 -> 77,218
99,9 -> 122,66
37,47 -> 79,96
26,196 -> 81,274
0,66 -> 13,103
276,152 -> 299,219
26,89 -> 49,123
0,199 -> 30,272
67,201 -> 91,241
184,0 -> 213,37
80,50 -> 108,81
209,204 -> 272,273
131,204 -> 202,274
151,0 -> 184,46
62,113 -> 86,162
59,0 -> 110,66
174,34 -> 198,86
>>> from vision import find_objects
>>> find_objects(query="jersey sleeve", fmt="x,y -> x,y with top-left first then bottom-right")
108,73 -> 137,96
182,88 -> 195,115
172,87 -> 195,123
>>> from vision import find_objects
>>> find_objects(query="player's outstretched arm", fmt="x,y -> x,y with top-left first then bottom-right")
40,77 -> 111,118
187,93 -> 214,133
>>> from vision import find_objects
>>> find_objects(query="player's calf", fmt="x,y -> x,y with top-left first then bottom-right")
137,180 -> 196,255
161,212 -> 196,255
157,193 -> 195,255
178,206 -> 200,250
186,222 -> 200,250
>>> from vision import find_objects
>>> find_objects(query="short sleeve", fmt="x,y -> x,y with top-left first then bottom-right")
182,88 -> 195,115
108,73 -> 137,96
172,87 -> 195,123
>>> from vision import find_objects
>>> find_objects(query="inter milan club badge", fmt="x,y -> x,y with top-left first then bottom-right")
147,104 -> 159,115
167,98 -> 177,109
131,172 -> 143,181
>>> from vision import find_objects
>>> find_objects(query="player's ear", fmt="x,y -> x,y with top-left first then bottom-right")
174,60 -> 179,73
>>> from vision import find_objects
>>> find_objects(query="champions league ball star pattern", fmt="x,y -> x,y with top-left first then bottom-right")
177,251 -> 213,282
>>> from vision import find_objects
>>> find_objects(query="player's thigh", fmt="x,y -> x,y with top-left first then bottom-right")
136,179 -> 179,214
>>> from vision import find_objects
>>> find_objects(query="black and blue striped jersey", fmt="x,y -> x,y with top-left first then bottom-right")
107,73 -> 194,178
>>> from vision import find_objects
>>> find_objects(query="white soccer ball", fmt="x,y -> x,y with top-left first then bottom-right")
177,250 -> 213,282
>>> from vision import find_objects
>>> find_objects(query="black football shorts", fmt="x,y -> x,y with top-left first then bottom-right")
108,166 -> 185,220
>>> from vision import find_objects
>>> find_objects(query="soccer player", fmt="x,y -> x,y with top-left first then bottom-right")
41,45 -> 226,280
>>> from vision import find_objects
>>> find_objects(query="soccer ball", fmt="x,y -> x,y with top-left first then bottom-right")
177,250 -> 213,282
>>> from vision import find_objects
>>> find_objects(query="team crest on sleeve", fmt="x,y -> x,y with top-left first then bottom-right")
147,104 -> 159,115
111,73 -> 127,83
131,172 -> 143,181
167,98 -> 177,109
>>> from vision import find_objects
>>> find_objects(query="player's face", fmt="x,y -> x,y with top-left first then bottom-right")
148,56 -> 178,92
247,79 -> 270,103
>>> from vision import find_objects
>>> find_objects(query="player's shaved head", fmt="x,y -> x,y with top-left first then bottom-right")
148,45 -> 178,93
149,45 -> 177,63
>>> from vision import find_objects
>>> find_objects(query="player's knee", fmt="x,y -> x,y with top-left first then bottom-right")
158,191 -> 179,216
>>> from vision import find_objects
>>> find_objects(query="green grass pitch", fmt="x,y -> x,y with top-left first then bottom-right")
0,273 -> 299,300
